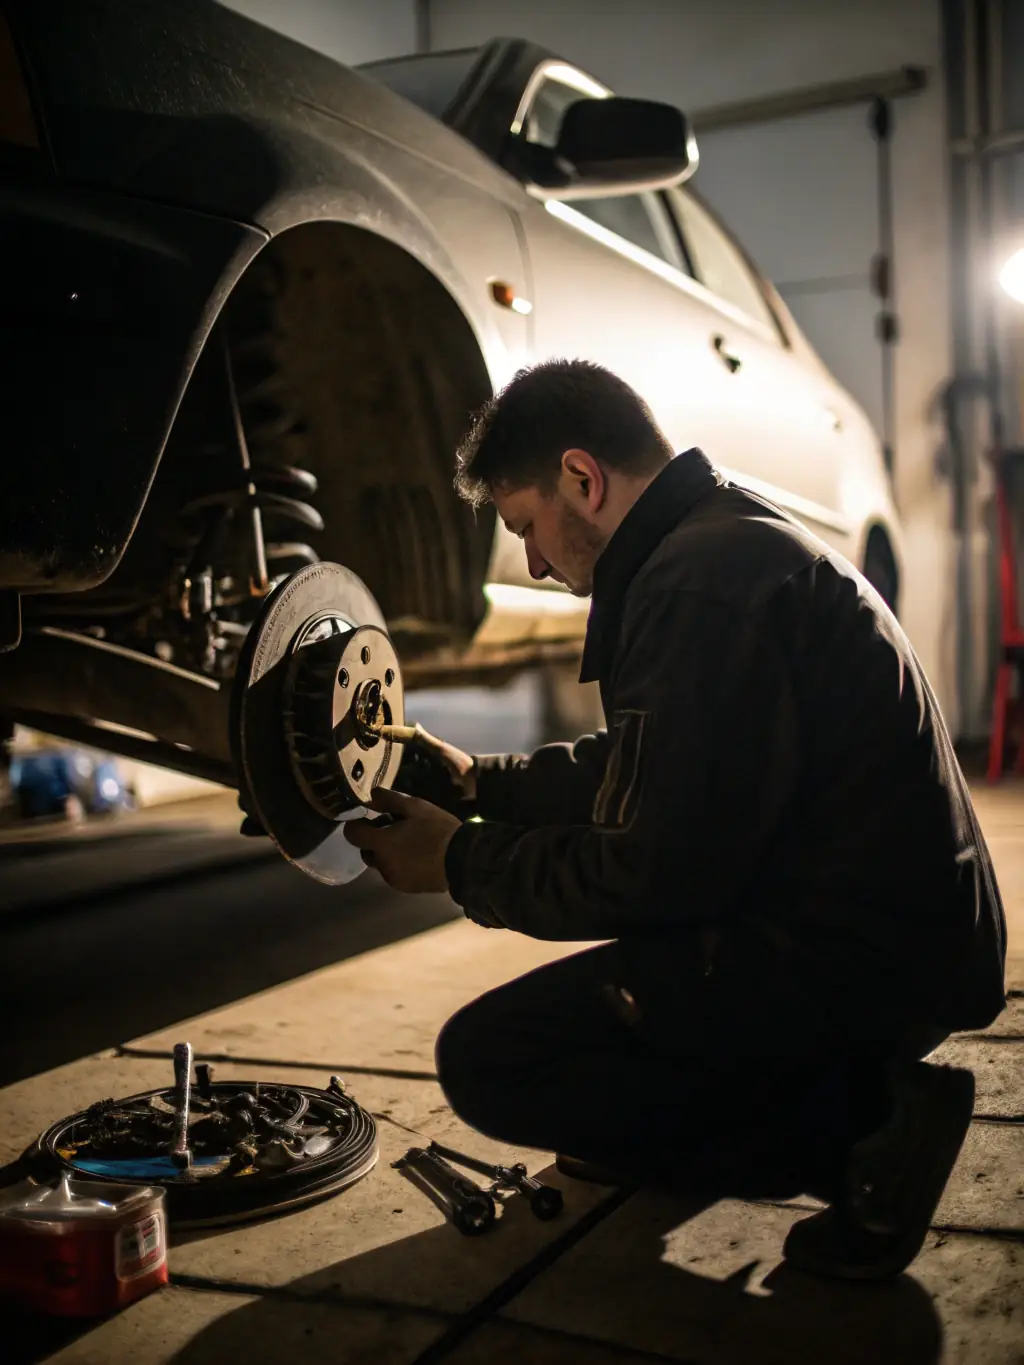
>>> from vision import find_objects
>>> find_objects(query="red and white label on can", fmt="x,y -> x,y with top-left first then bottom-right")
114,1211 -> 166,1283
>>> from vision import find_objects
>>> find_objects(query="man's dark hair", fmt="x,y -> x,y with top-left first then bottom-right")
454,359 -> 674,507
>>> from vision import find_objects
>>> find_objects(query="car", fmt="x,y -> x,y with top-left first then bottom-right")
0,0 -> 901,876
9,745 -> 135,822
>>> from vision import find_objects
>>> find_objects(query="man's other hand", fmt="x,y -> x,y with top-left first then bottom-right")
410,727 -> 477,799
344,787 -> 461,893
392,726 -> 477,810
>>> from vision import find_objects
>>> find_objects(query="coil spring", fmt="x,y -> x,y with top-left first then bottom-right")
177,319 -> 324,588
177,461 -> 324,566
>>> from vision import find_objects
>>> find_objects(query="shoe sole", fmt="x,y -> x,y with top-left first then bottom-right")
784,1063 -> 975,1280
849,1063 -> 976,1234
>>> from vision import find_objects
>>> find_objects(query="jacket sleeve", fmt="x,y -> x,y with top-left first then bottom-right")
471,732 -> 610,826
444,590 -> 799,939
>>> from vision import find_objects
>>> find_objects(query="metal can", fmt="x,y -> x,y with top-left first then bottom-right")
0,1173 -> 168,1316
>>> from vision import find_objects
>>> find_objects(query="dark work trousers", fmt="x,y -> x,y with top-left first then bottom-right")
435,937 -> 948,1200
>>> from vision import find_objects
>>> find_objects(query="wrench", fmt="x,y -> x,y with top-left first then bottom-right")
428,1141 -> 564,1221
170,1041 -> 194,1175
393,1146 -> 496,1235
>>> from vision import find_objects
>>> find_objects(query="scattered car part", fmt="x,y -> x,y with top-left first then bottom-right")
231,561 -> 404,884
393,1146 -> 496,1236
427,1140 -> 564,1221
20,1056 -> 378,1229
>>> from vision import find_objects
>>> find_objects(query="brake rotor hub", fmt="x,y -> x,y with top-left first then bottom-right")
284,617 -> 402,818
231,563 -> 405,884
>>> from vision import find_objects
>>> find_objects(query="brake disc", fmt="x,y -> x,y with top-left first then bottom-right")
231,562 -> 404,883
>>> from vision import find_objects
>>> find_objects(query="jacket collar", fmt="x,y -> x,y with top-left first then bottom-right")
579,449 -> 721,684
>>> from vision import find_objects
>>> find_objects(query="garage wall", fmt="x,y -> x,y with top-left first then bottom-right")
215,0 -> 417,66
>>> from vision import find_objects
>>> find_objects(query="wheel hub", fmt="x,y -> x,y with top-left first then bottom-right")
284,617 -> 402,818
230,563 -> 405,884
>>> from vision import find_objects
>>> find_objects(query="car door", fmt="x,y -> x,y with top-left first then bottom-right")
488,186 -> 747,593
664,186 -> 853,552
503,65 -> 739,492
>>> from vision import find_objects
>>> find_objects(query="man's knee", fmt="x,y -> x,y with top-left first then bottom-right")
436,996 -> 490,1105
435,987 -> 523,1133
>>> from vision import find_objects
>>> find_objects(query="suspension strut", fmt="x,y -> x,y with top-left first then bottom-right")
225,328 -> 268,597
173,325 -> 325,634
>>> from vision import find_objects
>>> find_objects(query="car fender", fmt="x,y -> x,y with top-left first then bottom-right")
3,0 -> 523,594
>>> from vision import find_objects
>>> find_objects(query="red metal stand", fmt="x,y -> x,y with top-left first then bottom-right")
987,449 -> 1024,782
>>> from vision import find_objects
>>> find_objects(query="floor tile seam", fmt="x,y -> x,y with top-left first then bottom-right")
115,1043 -> 439,1083
930,1222 -> 1024,1242
406,1186 -> 635,1365
168,1271 -> 458,1322
746,1201 -> 1024,1242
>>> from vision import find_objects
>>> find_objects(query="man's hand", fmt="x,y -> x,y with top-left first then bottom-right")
344,787 -> 462,893
391,726 -> 478,811
408,726 -> 477,801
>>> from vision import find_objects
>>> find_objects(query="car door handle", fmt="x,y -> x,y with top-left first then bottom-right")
712,334 -> 742,373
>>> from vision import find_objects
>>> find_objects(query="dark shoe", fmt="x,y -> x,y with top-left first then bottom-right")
783,1062 -> 975,1280
555,1153 -> 623,1185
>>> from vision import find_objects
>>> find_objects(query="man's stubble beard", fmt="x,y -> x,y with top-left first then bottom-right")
557,501 -> 607,598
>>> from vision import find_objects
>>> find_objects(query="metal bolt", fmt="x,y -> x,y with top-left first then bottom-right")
338,668 -> 349,687
352,760 -> 364,781
360,646 -> 371,665
384,668 -> 395,687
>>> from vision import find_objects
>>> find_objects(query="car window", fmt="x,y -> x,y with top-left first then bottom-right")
666,188 -> 779,333
572,192 -> 688,271
359,49 -> 481,121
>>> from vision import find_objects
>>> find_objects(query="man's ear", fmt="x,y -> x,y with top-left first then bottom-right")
561,448 -> 606,511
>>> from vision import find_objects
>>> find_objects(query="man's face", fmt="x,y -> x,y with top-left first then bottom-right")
493,477 -> 607,598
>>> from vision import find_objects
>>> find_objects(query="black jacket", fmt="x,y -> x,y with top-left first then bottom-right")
443,452 -> 1006,1034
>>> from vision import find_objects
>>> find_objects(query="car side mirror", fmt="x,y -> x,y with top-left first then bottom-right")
509,96 -> 698,196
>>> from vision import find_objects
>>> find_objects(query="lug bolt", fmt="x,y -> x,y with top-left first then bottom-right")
352,760 -> 364,781
384,669 -> 395,687
360,646 -> 371,665
338,668 -> 349,688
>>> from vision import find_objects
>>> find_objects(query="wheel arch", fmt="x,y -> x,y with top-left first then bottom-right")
126,217 -> 499,656
861,520 -> 901,616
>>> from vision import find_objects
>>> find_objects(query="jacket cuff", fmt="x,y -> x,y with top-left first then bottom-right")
444,820 -> 480,909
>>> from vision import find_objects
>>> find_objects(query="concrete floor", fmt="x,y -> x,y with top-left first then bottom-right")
1,784 -> 1022,1364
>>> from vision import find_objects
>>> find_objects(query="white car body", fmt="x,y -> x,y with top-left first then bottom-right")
445,57 -> 902,655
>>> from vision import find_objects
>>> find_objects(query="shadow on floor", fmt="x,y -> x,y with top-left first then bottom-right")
29,1176 -> 940,1365
2,1179 -> 944,1365
162,1186 -> 942,1365
0,858 -> 460,1085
